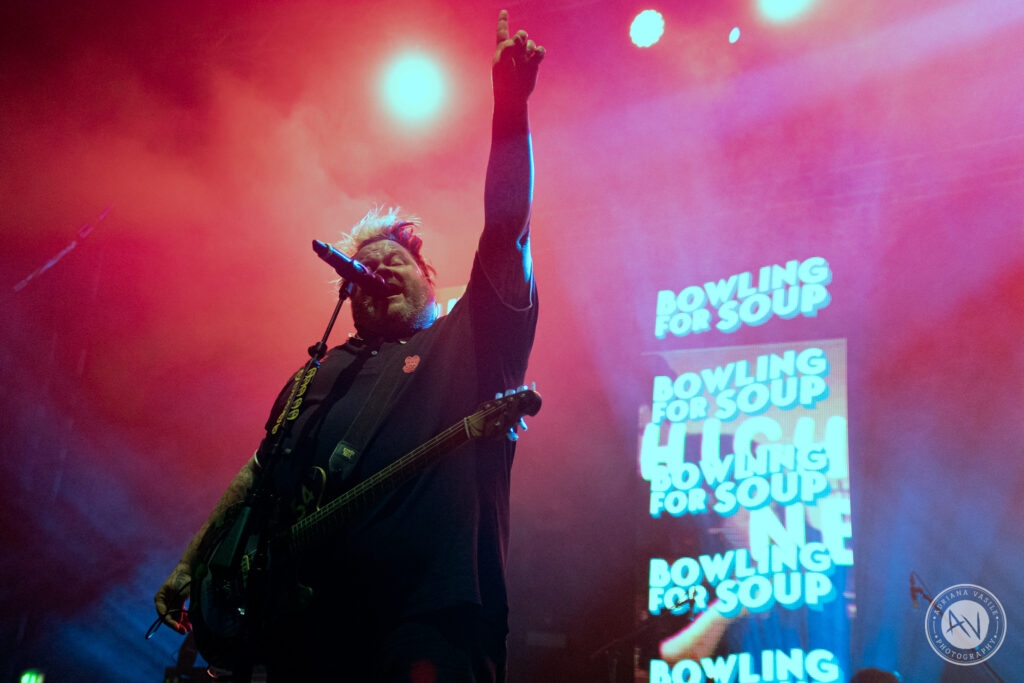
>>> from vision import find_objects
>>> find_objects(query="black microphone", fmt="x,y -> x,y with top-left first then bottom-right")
910,573 -> 918,611
311,240 -> 398,297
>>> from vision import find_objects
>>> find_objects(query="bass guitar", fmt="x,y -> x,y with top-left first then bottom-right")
188,386 -> 542,671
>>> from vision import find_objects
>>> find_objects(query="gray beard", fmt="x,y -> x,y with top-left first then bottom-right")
352,292 -> 437,339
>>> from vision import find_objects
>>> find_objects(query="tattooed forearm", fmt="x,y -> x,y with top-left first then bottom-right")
178,456 -> 257,570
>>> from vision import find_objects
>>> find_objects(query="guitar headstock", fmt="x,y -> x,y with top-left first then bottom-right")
469,384 -> 542,441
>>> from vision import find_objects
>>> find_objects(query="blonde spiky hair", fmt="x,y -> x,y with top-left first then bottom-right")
334,206 -> 436,285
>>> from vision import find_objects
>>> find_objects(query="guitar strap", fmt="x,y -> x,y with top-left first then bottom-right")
327,333 -> 436,482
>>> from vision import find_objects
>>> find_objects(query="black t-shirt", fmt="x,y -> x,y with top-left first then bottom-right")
260,254 -> 537,632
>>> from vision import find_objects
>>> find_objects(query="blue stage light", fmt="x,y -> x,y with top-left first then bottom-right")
758,0 -> 816,23
630,10 -> 665,48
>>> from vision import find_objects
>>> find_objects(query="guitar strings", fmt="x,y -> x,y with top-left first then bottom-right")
289,399 -> 513,548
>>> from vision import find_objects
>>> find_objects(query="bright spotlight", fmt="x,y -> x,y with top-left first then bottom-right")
382,54 -> 445,121
729,27 -> 741,43
630,10 -> 665,48
758,0 -> 816,23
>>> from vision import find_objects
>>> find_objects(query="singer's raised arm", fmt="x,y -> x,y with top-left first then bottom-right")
479,9 -> 545,309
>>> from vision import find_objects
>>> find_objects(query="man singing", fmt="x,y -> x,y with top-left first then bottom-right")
154,10 -> 544,681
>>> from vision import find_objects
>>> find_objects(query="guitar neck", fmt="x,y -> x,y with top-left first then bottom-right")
287,408 -> 495,553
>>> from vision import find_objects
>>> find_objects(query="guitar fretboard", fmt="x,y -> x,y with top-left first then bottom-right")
286,398 -> 515,552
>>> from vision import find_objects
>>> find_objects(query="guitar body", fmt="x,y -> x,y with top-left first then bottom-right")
190,467 -> 326,671
189,504 -> 263,670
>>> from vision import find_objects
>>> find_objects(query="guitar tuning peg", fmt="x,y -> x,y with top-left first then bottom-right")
518,417 -> 528,432
506,428 -> 519,442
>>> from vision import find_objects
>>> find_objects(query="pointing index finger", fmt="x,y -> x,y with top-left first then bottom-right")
496,9 -> 509,45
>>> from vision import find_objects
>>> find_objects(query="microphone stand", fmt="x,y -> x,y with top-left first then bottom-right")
909,571 -> 1005,682
207,280 -> 355,683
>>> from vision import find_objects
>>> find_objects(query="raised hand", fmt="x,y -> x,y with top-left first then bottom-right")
492,9 -> 545,106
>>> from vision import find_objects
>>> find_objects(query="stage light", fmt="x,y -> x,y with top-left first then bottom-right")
630,10 -> 665,48
19,671 -> 45,683
758,0 -> 816,23
381,54 -> 445,121
729,27 -> 741,43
